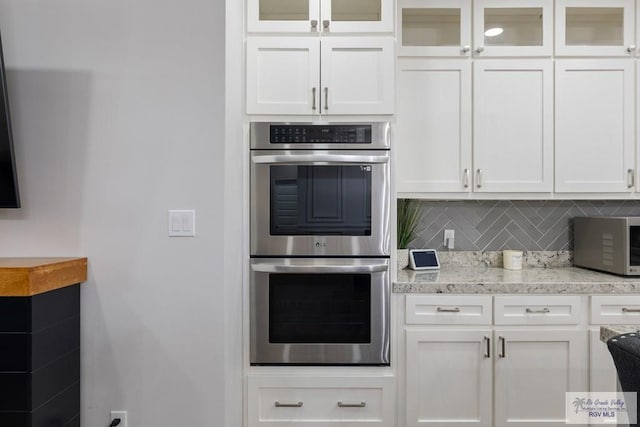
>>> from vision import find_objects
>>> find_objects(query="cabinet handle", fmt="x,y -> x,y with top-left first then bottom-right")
338,401 -> 366,408
312,87 -> 317,111
462,45 -> 471,54
311,20 -> 318,31
628,169 -> 635,188
476,46 -> 485,53
275,401 -> 303,408
622,307 -> 640,313
627,45 -> 636,53
484,336 -> 491,358
525,307 -> 550,314
476,169 -> 482,188
463,169 -> 469,188
499,336 -> 506,358
324,87 -> 329,111
437,307 -> 460,313
323,20 -> 330,31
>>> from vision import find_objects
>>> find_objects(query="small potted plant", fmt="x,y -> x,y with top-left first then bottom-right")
397,198 -> 421,269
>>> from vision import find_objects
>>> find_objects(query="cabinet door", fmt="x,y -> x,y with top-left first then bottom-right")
473,60 -> 553,192
320,0 -> 393,32
556,0 -> 635,56
473,0 -> 553,57
493,329 -> 588,427
397,59 -> 472,193
398,0 -> 472,57
589,328 -> 619,393
405,329 -> 492,427
246,37 -> 320,115
555,59 -> 635,192
320,37 -> 394,115
247,0 -> 319,32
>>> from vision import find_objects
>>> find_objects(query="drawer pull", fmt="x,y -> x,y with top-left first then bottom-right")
525,307 -> 550,314
484,336 -> 491,358
437,307 -> 461,313
338,401 -> 366,408
499,336 -> 506,358
622,308 -> 640,313
275,401 -> 303,408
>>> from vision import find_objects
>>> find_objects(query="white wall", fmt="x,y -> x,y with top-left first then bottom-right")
0,0 -> 234,425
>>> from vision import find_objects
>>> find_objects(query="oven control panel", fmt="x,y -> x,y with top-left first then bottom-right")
270,125 -> 371,144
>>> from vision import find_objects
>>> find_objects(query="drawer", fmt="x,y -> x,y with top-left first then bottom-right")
247,376 -> 394,427
494,295 -> 581,325
591,295 -> 640,324
405,295 -> 492,325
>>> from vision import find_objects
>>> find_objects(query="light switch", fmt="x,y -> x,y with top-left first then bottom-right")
168,210 -> 196,237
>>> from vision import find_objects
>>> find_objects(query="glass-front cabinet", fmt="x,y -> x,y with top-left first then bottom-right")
398,0 -> 552,57
247,0 -> 393,32
473,0 -> 553,56
398,0 -> 471,56
555,0 -> 635,56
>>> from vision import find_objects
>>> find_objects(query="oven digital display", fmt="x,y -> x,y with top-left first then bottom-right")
269,125 -> 372,144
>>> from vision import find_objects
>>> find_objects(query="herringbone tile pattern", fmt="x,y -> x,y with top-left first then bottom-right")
410,200 -> 640,251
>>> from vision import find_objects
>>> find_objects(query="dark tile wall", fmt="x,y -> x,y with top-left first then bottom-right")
0,285 -> 80,427
408,200 -> 640,251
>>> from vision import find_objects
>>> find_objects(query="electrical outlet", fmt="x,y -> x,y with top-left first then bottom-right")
110,410 -> 127,427
443,229 -> 455,249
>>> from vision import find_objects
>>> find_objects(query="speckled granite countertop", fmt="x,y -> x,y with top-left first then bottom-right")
601,326 -> 640,343
394,266 -> 640,294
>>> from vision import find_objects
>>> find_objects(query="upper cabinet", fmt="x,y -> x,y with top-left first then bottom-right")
247,36 -> 395,115
555,0 -> 635,56
247,0 -> 394,33
398,0 -> 472,57
473,0 -> 553,57
398,0 -> 553,57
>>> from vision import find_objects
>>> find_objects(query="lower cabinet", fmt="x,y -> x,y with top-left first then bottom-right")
404,295 -> 589,427
247,375 -> 395,427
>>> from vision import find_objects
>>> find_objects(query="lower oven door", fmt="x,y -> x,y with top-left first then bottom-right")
250,258 -> 390,365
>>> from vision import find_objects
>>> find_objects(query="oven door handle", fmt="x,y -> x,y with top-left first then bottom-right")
251,263 -> 389,274
252,154 -> 389,164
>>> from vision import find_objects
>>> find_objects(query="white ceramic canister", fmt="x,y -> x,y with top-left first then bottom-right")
503,250 -> 523,270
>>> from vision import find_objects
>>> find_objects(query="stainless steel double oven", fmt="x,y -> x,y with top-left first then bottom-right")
250,122 -> 391,365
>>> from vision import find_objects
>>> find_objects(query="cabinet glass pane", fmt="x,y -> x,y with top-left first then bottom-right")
402,8 -> 461,47
484,8 -> 543,46
259,0 -> 309,21
332,0 -> 381,22
565,7 -> 624,46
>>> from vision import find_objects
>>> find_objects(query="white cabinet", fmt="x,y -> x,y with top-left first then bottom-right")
398,0 -> 472,57
473,0 -> 553,57
493,329 -> 588,427
555,59 -> 635,192
396,58 -> 552,194
247,0 -> 393,33
247,375 -> 395,427
403,295 -> 589,427
247,37 -> 394,115
589,328 -> 618,392
556,0 -> 635,56
396,59 -> 472,193
473,60 -> 553,192
405,329 -> 492,427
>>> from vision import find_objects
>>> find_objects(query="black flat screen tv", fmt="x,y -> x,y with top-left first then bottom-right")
0,31 -> 19,208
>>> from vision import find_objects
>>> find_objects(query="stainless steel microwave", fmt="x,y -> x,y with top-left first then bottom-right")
574,216 -> 640,276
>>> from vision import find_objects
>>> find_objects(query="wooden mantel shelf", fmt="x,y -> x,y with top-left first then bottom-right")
0,257 -> 87,296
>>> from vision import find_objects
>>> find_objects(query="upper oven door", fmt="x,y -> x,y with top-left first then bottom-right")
251,150 -> 390,256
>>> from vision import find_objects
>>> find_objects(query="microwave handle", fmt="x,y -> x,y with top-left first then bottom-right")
251,263 -> 389,274
252,154 -> 389,165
